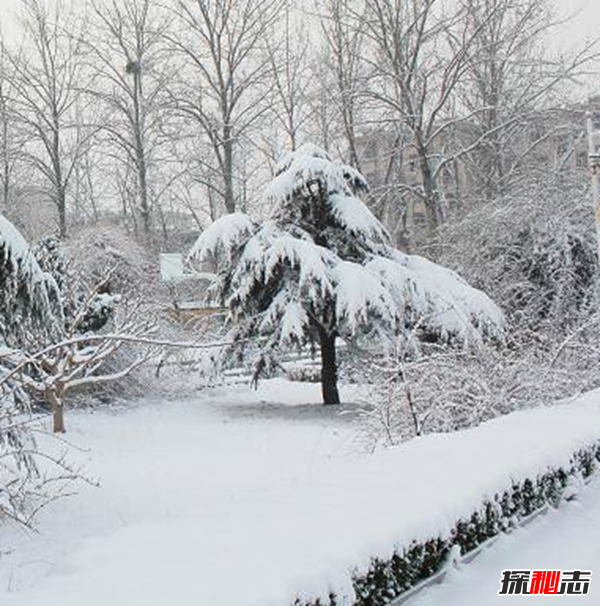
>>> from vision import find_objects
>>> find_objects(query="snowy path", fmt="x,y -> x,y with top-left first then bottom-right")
1,381 -> 600,606
408,478 -> 600,606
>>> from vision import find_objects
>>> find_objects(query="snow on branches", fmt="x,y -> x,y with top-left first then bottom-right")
1,219 -> 160,436
0,214 -> 62,347
189,144 -> 505,404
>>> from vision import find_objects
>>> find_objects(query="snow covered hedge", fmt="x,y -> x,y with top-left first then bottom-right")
310,449 -> 597,606
286,396 -> 600,606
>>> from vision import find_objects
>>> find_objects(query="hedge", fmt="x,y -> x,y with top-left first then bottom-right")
293,443 -> 600,606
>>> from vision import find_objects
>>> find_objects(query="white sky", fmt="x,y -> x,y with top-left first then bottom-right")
553,0 -> 600,49
0,0 -> 597,62
0,0 -> 596,41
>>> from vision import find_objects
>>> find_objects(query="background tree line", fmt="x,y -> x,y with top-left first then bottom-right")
0,0 -> 595,250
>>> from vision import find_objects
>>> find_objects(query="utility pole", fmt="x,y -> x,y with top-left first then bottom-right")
587,109 -> 600,262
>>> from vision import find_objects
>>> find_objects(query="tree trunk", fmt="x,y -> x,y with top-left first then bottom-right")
419,154 -> 441,239
318,328 -> 340,405
132,67 -> 151,236
51,106 -> 68,239
223,123 -> 236,214
1,113 -> 10,215
138,156 -> 151,235
46,389 -> 66,433
57,185 -> 68,239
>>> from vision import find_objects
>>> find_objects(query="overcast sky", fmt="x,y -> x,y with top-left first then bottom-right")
0,0 -> 597,56
553,0 -> 599,48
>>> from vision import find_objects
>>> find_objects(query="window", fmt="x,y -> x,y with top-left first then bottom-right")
556,135 -> 569,157
413,211 -> 427,227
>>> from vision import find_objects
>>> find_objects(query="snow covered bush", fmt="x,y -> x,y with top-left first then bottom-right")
438,173 -> 598,331
432,173 -> 600,424
358,172 -> 600,446
64,224 -> 157,299
190,144 -> 504,404
356,337 -> 599,448
34,236 -> 118,334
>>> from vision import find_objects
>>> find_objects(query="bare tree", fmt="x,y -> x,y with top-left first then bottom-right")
0,39 -> 26,216
264,6 -> 312,153
352,0 -> 497,237
87,0 -> 173,237
166,0 -> 284,216
0,294 -> 160,433
319,0 -> 367,171
304,46 -> 338,155
9,0 -> 95,238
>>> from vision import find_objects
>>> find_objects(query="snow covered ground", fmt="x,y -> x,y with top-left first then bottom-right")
1,380 -> 600,606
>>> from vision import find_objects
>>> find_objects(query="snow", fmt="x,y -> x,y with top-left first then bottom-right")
0,213 -> 50,291
1,383 -> 600,606
329,192 -> 389,242
0,214 -> 31,265
278,301 -> 309,344
159,253 -> 185,282
264,144 -> 367,207
188,212 -> 255,263
367,251 -> 505,340
0,213 -> 62,343
331,261 -> 395,331
410,476 -> 600,605
261,230 -> 333,289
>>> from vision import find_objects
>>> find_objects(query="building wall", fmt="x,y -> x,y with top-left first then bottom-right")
354,97 -> 599,248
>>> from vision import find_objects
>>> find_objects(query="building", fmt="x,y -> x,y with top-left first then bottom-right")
354,96 -> 600,248
354,124 -> 473,248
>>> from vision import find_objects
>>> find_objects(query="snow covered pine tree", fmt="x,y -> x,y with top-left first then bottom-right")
0,215 -> 62,349
189,144 -> 505,404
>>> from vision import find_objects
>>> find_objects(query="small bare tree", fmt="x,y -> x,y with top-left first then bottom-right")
0,295 -> 160,433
